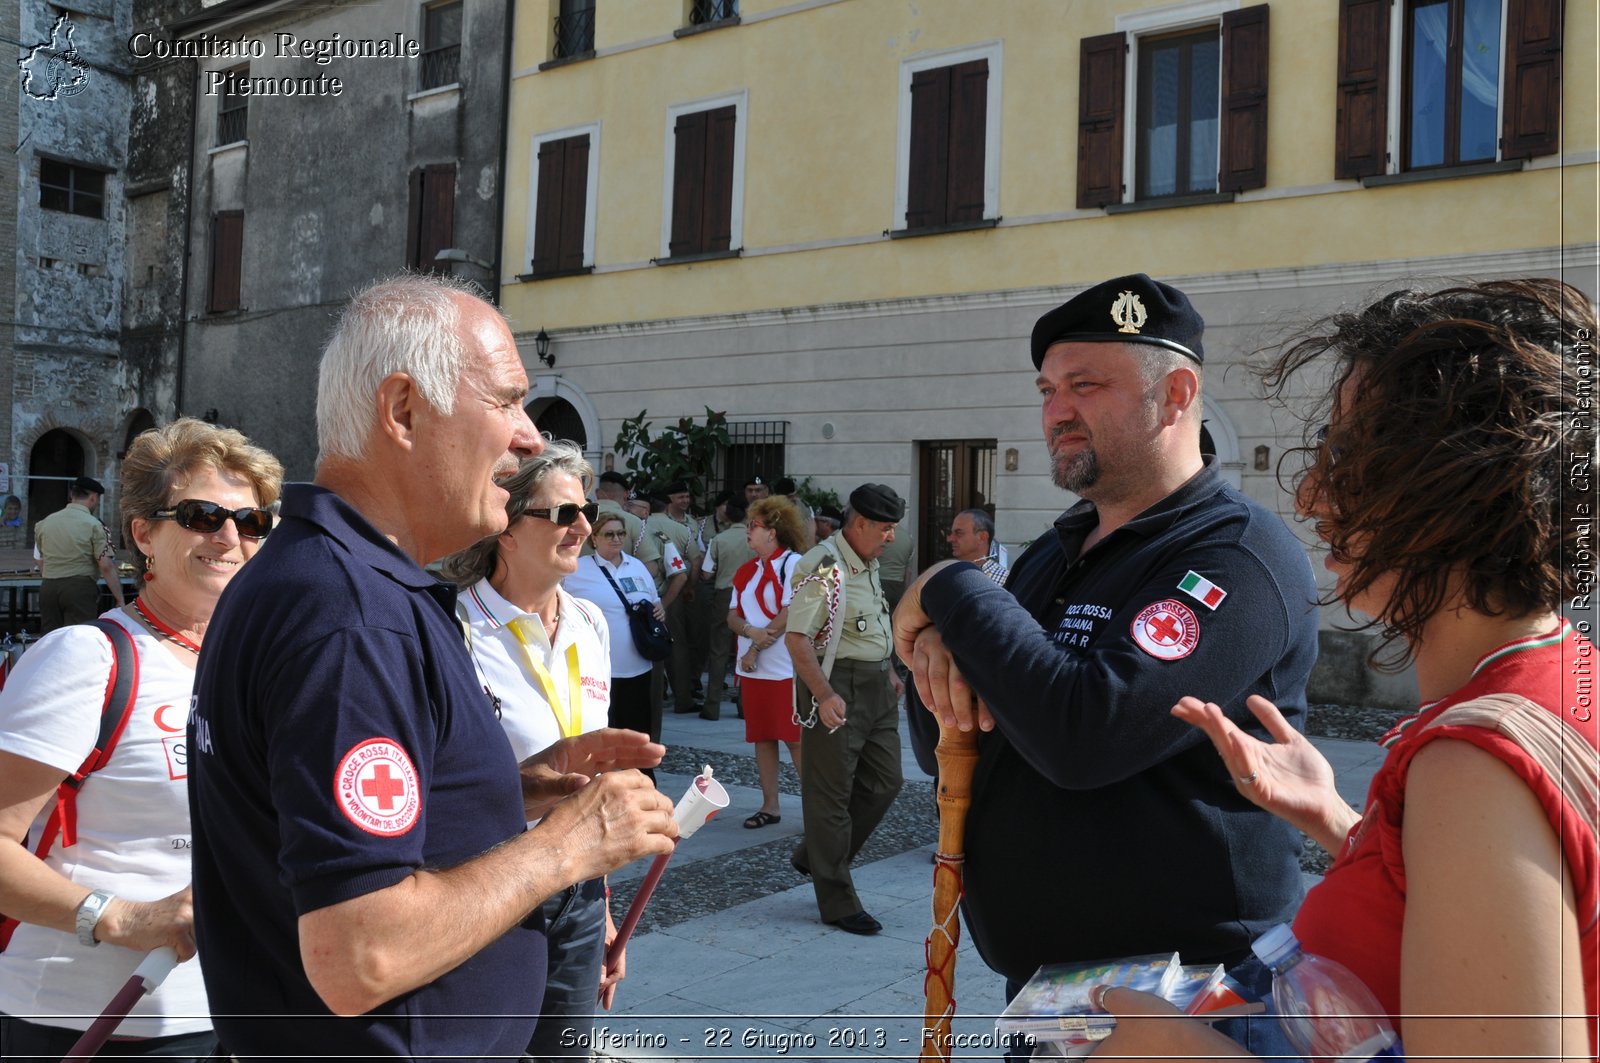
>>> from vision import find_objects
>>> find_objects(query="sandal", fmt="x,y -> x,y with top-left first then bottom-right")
743,811 -> 781,829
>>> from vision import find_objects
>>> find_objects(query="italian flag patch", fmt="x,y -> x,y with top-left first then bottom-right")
1178,570 -> 1227,610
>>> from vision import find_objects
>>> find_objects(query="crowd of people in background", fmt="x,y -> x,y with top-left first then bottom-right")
0,268 -> 1592,1062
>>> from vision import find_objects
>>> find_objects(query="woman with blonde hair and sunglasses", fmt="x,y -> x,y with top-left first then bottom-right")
0,418 -> 282,1060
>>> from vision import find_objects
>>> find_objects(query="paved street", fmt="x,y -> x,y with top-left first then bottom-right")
591,701 -> 1388,1062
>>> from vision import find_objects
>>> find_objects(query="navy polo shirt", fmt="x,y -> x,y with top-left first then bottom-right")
919,460 -> 1318,983
189,483 -> 544,1059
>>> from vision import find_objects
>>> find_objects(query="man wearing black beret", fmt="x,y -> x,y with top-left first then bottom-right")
893,274 -> 1316,1050
783,483 -> 907,934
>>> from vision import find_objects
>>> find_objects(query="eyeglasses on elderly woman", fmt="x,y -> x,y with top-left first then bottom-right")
151,498 -> 275,539
524,501 -> 600,527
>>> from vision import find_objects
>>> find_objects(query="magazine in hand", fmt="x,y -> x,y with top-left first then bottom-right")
997,953 -> 1263,1050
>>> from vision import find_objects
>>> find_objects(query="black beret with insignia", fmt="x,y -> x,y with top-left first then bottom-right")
849,483 -> 905,523
1030,273 -> 1204,368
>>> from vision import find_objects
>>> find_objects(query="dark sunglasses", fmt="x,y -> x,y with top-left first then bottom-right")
524,501 -> 599,527
151,499 -> 275,539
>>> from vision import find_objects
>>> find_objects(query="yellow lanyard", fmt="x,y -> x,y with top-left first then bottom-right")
508,619 -> 583,739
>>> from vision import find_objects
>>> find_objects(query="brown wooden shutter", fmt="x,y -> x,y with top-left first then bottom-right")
906,66 -> 951,229
557,136 -> 590,271
702,105 -> 737,252
531,138 -> 568,276
422,164 -> 455,272
1077,32 -> 1125,209
669,110 -> 707,256
1334,0 -> 1389,179
947,59 -> 989,223
406,168 -> 424,268
1501,0 -> 1562,159
209,211 -> 243,313
1219,5 -> 1270,192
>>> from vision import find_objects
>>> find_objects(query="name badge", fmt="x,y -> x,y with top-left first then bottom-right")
854,616 -> 867,633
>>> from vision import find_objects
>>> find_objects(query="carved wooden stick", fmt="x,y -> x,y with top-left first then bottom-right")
921,721 -> 980,1063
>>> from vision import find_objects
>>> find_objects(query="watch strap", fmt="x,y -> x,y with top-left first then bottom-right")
75,888 -> 113,947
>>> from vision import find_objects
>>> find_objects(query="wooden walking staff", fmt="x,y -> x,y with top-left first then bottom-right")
921,721 -> 980,1063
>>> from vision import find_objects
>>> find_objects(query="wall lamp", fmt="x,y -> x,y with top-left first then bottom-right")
434,248 -> 495,272
535,328 -> 556,369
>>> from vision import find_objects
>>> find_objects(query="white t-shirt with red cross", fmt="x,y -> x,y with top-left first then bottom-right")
0,608 -> 210,1035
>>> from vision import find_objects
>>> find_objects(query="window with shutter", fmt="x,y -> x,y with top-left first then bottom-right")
1080,6 -> 1269,209
406,164 -> 456,271
531,133 -> 592,277
1339,0 -> 1560,178
663,98 -> 742,260
906,59 -> 987,229
209,211 -> 244,314
895,44 -> 1001,233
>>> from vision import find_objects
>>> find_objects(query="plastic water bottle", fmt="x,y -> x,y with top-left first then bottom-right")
1252,923 -> 1405,1062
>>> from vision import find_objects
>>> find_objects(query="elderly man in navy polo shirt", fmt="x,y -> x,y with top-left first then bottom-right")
893,275 -> 1316,1052
188,275 -> 678,1059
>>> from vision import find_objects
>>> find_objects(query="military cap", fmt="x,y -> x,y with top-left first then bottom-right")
73,475 -> 107,495
1030,273 -> 1204,368
773,477 -> 797,495
599,470 -> 631,488
662,480 -> 689,496
849,483 -> 905,523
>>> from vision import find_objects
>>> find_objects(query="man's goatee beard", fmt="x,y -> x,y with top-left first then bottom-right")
1053,449 -> 1098,493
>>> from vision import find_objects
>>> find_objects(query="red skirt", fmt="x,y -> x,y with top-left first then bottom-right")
740,676 -> 799,743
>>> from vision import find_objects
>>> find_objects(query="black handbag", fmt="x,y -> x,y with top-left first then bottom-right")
598,563 -> 673,662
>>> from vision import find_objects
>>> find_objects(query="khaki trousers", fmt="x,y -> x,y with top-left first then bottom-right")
793,657 -> 903,922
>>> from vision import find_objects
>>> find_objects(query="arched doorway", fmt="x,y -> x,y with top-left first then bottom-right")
27,429 -> 86,542
530,397 -> 587,449
123,410 -> 157,457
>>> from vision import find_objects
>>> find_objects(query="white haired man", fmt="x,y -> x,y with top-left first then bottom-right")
188,275 -> 678,1058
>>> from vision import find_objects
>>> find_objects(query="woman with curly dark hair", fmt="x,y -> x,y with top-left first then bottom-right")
1095,278 -> 1598,1062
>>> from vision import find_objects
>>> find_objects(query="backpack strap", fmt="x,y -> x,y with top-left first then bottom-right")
45,620 -> 141,851
0,620 -> 139,951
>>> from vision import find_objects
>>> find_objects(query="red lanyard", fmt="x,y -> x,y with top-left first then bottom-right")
133,597 -> 202,654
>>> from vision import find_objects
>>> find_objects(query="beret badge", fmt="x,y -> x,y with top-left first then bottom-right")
1112,290 -> 1147,335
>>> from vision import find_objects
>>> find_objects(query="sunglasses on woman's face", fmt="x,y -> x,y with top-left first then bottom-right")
151,499 -> 275,539
525,501 -> 599,527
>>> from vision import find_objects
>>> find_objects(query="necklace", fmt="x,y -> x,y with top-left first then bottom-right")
133,597 -> 203,654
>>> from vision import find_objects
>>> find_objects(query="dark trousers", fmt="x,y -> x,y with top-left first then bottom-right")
793,658 -> 903,922
700,586 -> 736,719
40,575 -> 99,633
610,670 -> 656,782
523,877 -> 606,1063
0,1012 -> 219,1061
664,594 -> 695,706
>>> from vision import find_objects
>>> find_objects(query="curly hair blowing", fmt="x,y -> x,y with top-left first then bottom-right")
1263,278 -> 1596,667
747,496 -> 808,554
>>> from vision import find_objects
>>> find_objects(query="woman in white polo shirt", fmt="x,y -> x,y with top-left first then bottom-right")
441,441 -> 620,1061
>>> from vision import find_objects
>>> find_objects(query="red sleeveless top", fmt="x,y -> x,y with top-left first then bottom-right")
1294,621 -> 1598,1056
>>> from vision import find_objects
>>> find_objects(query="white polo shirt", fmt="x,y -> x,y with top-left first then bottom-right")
459,579 -> 611,768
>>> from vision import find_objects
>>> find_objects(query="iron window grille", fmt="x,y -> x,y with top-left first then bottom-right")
554,3 -> 595,58
716,420 -> 787,498
216,69 -> 248,145
420,0 -> 462,89
690,0 -> 739,25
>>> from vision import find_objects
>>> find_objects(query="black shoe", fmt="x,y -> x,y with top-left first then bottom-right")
699,710 -> 720,721
672,702 -> 700,714
790,854 -> 810,878
827,911 -> 881,935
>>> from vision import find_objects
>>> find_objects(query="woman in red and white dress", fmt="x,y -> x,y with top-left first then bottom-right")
730,498 -> 809,829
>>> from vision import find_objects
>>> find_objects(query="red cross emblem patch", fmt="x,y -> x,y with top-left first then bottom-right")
335,739 -> 422,837
1130,599 -> 1200,661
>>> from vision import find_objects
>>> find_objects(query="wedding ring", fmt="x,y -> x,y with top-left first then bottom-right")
1088,984 -> 1110,1011
1237,771 -> 1260,786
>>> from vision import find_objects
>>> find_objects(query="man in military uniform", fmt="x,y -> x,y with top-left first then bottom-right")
743,476 -> 770,504
35,475 -> 123,631
876,518 -> 916,610
783,484 -> 906,935
648,483 -> 699,713
698,498 -> 753,720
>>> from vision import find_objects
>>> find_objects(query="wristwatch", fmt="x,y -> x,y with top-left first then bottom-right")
75,888 -> 114,948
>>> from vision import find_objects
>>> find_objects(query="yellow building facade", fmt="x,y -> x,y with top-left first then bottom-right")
500,0 -> 1596,702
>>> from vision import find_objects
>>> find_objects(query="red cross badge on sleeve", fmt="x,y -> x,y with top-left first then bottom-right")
1130,599 -> 1200,661
670,555 -> 685,572
335,738 -> 422,836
